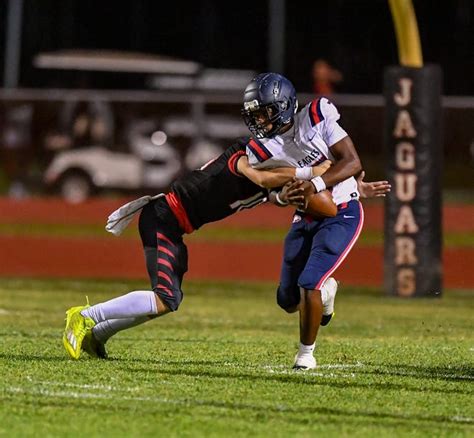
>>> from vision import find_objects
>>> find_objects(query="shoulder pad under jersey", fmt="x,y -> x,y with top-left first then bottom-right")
306,97 -> 340,127
246,137 -> 274,163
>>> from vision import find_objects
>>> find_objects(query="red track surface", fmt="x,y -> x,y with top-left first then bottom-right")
0,235 -> 472,289
0,197 -> 472,289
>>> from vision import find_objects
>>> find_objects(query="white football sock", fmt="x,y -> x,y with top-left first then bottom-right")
320,283 -> 329,305
92,316 -> 152,343
298,342 -> 315,356
81,290 -> 158,323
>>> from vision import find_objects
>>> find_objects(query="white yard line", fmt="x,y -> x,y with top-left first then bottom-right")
260,362 -> 473,380
263,362 -> 364,370
262,363 -> 362,378
451,416 -> 473,423
6,386 -> 179,404
318,362 -> 365,369
264,369 -> 357,378
23,377 -> 171,392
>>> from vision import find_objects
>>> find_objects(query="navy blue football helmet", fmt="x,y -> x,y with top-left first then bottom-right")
241,72 -> 298,138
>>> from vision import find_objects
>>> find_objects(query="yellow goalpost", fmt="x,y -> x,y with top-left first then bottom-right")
388,0 -> 423,67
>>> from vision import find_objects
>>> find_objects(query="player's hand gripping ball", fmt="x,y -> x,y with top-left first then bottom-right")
283,180 -> 337,218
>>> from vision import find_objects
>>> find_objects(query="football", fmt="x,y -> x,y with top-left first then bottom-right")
304,190 -> 337,218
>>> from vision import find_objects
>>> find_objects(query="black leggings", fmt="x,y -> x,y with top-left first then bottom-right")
138,200 -> 188,311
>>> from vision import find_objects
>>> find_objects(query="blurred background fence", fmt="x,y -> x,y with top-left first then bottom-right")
1,89 -> 472,202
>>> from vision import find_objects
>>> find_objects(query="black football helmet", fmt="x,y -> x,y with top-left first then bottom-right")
241,72 -> 298,138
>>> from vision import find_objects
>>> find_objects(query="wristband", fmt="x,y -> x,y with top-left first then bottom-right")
311,176 -> 326,193
295,167 -> 313,180
275,192 -> 289,206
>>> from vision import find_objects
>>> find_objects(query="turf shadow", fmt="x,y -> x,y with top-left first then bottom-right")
2,392 -> 472,428
111,357 -> 229,366
361,362 -> 474,382
120,365 -> 472,397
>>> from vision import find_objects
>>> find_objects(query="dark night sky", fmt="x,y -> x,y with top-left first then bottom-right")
1,0 -> 473,94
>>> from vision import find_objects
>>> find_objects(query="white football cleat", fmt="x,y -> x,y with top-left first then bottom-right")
293,353 -> 317,370
321,277 -> 338,326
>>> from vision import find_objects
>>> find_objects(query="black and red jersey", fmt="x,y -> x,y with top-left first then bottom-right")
166,137 -> 267,233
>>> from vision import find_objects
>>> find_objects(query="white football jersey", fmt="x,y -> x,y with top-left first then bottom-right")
246,97 -> 359,205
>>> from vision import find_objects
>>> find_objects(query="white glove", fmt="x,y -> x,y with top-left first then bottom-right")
105,193 -> 165,236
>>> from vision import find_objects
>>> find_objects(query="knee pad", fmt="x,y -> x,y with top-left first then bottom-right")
276,284 -> 300,312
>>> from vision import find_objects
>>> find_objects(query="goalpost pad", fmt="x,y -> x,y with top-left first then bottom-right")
383,65 -> 443,297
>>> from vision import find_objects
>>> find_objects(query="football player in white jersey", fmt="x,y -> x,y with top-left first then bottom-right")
241,72 -> 366,370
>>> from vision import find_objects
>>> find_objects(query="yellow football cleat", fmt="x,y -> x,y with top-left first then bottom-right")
62,304 -> 95,360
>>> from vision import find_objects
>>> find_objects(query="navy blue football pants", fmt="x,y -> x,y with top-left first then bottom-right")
277,200 -> 364,311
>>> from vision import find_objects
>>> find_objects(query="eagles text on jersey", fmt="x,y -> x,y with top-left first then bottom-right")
246,97 -> 360,206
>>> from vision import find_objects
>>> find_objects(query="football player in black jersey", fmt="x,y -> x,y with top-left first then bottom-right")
61,137 -> 332,359
62,137 -> 389,361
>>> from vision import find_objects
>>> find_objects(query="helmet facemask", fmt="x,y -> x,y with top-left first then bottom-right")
242,100 -> 292,139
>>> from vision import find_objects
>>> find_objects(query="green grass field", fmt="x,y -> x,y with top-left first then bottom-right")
0,278 -> 472,437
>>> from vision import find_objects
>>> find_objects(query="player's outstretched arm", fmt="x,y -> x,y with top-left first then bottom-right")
357,171 -> 391,198
237,156 -> 331,189
311,160 -> 332,176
